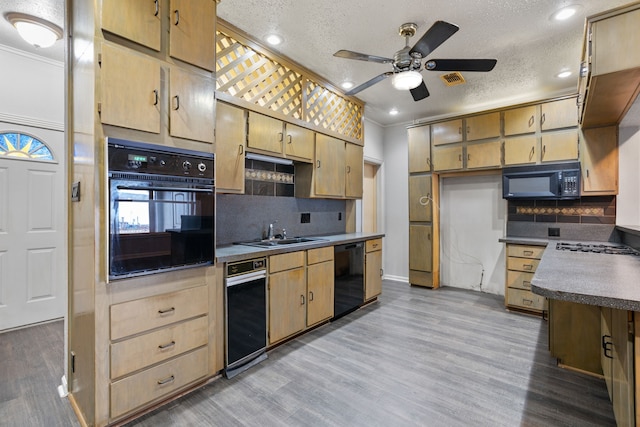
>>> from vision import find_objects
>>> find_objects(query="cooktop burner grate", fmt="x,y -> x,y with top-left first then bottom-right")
556,242 -> 640,256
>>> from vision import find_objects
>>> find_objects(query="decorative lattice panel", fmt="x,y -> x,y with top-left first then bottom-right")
216,32 -> 303,119
306,81 -> 363,140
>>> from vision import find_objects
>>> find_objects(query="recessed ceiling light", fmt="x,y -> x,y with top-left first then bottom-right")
5,12 -> 62,48
265,34 -> 283,46
389,108 -> 399,116
552,5 -> 579,21
557,70 -> 572,78
341,81 -> 354,90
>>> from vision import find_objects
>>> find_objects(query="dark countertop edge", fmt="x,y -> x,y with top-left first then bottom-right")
531,284 -> 640,312
499,236 -> 550,246
616,225 -> 640,236
215,232 -> 385,263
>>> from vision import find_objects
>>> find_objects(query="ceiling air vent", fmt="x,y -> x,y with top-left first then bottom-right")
440,72 -> 466,87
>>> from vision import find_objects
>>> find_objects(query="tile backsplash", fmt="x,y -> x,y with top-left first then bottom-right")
508,196 -> 616,224
244,159 -> 294,197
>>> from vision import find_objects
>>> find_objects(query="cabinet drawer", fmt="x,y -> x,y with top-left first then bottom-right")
110,347 -> 207,419
110,316 -> 208,379
507,257 -> 540,272
507,245 -> 544,259
269,251 -> 305,273
507,288 -> 546,312
506,270 -> 535,291
307,246 -> 333,265
110,286 -> 208,340
366,238 -> 382,253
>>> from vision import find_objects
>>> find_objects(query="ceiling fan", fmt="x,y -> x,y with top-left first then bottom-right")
334,21 -> 497,101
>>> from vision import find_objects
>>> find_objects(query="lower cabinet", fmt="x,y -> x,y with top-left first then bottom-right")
505,244 -> 546,314
306,247 -> 335,326
365,238 -> 382,300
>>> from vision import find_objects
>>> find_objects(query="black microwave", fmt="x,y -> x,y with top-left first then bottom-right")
502,162 -> 580,200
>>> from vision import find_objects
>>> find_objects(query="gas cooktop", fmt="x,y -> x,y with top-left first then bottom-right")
555,242 -> 640,256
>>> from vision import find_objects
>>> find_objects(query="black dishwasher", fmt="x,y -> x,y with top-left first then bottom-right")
333,242 -> 364,319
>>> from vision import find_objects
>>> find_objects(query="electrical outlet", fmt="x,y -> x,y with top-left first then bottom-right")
338,212 -> 342,221
301,212 -> 310,223
548,227 -> 560,237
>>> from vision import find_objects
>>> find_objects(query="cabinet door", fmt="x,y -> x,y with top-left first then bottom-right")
466,140 -> 502,169
601,307 -> 613,400
169,67 -> 214,143
247,112 -> 284,155
581,126 -> 618,195
268,267 -> 306,344
408,126 -> 431,172
432,145 -> 463,171
611,309 -> 635,427
465,112 -> 500,141
315,134 -> 345,197
504,136 -> 537,165
215,102 -> 246,193
432,119 -> 463,145
409,224 -> 432,272
102,0 -> 161,50
365,249 -> 382,300
169,0 -> 216,71
504,105 -> 537,136
100,43 -> 161,134
284,124 -> 314,162
541,98 -> 578,130
408,175 -> 432,222
307,260 -> 334,326
345,143 -> 363,199
541,130 -> 578,162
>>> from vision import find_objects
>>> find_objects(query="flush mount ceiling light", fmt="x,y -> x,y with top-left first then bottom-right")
551,5 -> 581,21
341,81 -> 355,90
389,108 -> 399,116
557,70 -> 572,78
265,34 -> 283,46
391,70 -> 423,91
5,12 -> 62,48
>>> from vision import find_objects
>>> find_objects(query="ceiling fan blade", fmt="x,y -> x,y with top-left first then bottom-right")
334,50 -> 394,64
345,72 -> 393,95
410,80 -> 430,101
426,59 -> 497,72
410,21 -> 459,57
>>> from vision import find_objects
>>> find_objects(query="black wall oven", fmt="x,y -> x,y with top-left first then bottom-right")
108,138 -> 214,280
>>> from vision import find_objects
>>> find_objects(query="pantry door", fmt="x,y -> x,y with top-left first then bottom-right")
0,127 -> 66,331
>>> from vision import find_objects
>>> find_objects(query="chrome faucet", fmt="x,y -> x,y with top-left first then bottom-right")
267,221 -> 277,240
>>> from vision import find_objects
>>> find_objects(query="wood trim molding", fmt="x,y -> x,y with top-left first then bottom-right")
0,112 -> 64,132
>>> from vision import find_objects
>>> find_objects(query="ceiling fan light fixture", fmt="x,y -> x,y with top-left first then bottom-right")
5,12 -> 62,48
391,70 -> 422,91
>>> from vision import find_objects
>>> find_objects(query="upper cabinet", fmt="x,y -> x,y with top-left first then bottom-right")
580,126 -> 618,195
579,3 -> 640,128
247,112 -> 314,162
408,126 -> 431,173
504,105 -> 537,136
345,143 -> 363,199
284,124 -> 315,162
169,0 -> 216,71
102,0 -> 161,50
215,102 -> 246,194
540,98 -> 578,131
432,119 -> 463,146
465,112 -> 500,142
169,67 -> 215,143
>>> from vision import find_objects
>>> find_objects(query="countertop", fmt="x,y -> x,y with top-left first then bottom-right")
531,241 -> 640,311
215,232 -> 385,263
499,236 -> 550,246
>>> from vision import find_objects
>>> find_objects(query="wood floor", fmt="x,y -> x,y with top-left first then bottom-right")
1,281 -> 616,426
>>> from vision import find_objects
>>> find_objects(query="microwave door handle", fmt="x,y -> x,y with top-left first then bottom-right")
116,185 -> 213,193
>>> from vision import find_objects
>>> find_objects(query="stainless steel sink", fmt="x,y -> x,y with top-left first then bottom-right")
236,237 -> 326,248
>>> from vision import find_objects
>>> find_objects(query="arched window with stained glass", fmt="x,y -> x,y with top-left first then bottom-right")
0,132 -> 55,161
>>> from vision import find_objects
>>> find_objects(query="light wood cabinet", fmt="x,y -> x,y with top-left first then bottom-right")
268,265 -> 306,344
408,125 -> 431,173
540,98 -> 578,130
315,135 -> 345,197
504,105 -> 537,136
247,112 -> 284,155
504,135 -> 537,165
345,143 -> 363,198
432,144 -> 463,171
364,239 -> 382,300
215,102 -> 246,193
432,119 -> 463,145
505,244 -> 546,314
580,126 -> 618,195
100,43 -> 161,134
169,0 -> 216,71
466,140 -> 502,169
409,224 -> 432,273
101,0 -> 161,51
465,112 -> 500,141
283,123 -> 315,162
540,129 -> 578,163
306,247 -> 334,326
601,307 -> 635,427
408,175 -> 432,222
169,67 -> 214,143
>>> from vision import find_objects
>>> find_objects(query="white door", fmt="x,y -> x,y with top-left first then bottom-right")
0,126 -> 66,330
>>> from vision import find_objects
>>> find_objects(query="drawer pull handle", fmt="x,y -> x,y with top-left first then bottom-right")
158,307 -> 176,315
523,264 -> 533,270
158,341 -> 176,350
523,250 -> 533,256
522,299 -> 533,306
157,375 -> 175,386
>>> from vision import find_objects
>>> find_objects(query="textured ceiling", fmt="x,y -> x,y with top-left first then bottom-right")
217,0 -> 632,126
0,1 -> 634,126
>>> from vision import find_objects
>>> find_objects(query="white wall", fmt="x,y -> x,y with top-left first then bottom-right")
440,175 -> 506,295
617,97 -> 640,225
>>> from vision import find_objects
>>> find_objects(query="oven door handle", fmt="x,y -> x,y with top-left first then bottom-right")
116,185 -> 214,193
